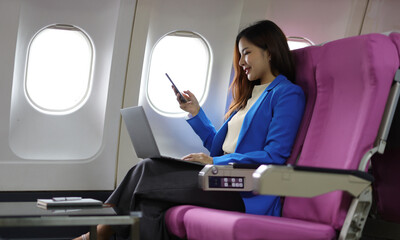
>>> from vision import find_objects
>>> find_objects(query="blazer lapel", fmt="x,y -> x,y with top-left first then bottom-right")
235,75 -> 285,151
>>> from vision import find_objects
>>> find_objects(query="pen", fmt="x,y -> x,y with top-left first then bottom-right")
52,197 -> 82,201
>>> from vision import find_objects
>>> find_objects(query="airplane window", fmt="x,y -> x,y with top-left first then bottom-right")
25,24 -> 93,114
287,36 -> 314,50
147,31 -> 211,116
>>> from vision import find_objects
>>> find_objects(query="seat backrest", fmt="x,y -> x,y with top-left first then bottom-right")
283,34 -> 399,230
286,46 -> 318,165
371,32 -> 400,223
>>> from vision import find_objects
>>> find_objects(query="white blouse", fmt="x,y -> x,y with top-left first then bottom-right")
222,83 -> 270,154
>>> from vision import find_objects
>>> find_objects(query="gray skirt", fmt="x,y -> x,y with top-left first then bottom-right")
106,158 -> 245,240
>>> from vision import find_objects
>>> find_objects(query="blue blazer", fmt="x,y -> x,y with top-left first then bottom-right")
187,75 -> 305,215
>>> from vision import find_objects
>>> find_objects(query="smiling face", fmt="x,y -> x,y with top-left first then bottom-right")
238,37 -> 275,85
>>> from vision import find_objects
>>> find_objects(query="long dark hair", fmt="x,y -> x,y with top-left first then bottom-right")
225,20 -> 294,119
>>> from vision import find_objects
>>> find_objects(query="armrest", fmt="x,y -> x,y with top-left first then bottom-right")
253,165 -> 373,197
231,163 -> 262,169
198,164 -> 256,191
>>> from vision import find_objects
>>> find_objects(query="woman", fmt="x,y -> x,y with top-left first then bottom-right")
76,19 -> 305,240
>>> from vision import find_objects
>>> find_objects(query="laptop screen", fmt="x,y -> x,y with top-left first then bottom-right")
120,106 -> 162,159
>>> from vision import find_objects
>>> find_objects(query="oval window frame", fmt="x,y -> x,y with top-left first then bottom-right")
146,31 -> 212,117
287,36 -> 314,50
25,24 -> 94,115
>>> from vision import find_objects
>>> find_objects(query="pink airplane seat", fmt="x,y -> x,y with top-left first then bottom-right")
165,41 -> 318,240
165,33 -> 399,240
366,32 -> 400,239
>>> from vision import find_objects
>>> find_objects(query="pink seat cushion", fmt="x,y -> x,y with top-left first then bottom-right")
165,205 -> 198,238
181,206 -> 336,240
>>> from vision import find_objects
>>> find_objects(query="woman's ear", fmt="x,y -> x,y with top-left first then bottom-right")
264,50 -> 271,61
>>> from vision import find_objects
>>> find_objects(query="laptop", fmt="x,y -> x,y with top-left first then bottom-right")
120,106 -> 204,166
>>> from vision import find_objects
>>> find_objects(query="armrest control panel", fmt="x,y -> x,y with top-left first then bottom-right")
208,176 -> 245,189
199,165 -> 254,191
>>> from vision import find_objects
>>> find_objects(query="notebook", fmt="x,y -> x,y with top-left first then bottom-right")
120,106 -> 204,166
37,197 -> 103,208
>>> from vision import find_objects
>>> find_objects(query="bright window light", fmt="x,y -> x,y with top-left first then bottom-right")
287,36 -> 314,50
25,25 -> 93,114
147,31 -> 211,115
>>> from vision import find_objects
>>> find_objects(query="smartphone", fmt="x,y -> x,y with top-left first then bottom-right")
165,73 -> 187,103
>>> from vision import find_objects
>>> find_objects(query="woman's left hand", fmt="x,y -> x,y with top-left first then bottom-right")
182,153 -> 213,165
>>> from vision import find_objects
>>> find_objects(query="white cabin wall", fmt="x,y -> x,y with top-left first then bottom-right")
361,0 -> 400,34
240,0 -> 369,45
116,0 -> 151,185
0,0 -> 21,161
239,0 -> 400,45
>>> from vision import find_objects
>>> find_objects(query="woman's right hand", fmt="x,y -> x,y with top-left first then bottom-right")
176,90 -> 200,117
